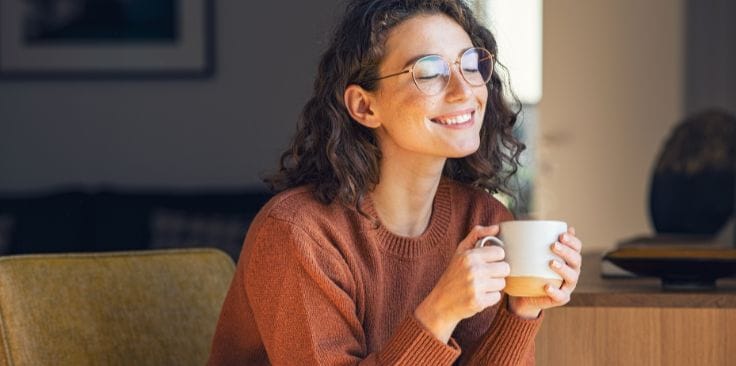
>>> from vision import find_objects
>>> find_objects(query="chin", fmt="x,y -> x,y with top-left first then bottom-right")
446,144 -> 481,159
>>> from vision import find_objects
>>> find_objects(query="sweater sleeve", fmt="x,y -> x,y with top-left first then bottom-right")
459,296 -> 543,366
244,216 -> 461,366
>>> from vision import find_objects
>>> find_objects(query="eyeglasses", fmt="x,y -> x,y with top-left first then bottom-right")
369,47 -> 494,96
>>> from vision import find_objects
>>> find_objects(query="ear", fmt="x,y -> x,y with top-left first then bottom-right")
344,84 -> 381,128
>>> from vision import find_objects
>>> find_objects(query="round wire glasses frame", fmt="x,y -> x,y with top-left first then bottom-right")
368,47 -> 495,96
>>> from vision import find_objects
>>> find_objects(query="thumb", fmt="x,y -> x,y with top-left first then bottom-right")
456,225 -> 501,253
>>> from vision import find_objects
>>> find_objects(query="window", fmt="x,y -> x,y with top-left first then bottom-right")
470,0 -> 543,217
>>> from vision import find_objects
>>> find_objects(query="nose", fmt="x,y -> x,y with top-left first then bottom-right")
444,62 -> 473,102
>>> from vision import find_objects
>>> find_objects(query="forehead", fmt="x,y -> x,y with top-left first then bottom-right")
381,13 -> 474,69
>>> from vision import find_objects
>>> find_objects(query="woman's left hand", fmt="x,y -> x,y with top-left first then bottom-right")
507,227 -> 583,319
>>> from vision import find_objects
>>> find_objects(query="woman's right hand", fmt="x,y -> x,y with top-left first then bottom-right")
414,225 -> 510,343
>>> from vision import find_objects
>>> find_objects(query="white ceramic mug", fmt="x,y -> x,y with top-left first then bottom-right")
476,220 -> 567,297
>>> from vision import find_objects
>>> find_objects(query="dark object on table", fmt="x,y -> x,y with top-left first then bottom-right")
606,109 -> 736,287
649,109 -> 736,235
603,246 -> 736,290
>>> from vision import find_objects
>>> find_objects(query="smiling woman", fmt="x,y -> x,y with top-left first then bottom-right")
208,1 -> 583,365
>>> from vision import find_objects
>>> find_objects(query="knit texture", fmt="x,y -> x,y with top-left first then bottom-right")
208,178 -> 542,365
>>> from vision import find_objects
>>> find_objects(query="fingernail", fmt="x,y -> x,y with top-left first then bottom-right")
545,284 -> 553,292
552,242 -> 561,251
561,234 -> 569,242
551,260 -> 561,269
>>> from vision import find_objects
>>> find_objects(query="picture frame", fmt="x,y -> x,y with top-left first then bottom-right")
0,0 -> 215,79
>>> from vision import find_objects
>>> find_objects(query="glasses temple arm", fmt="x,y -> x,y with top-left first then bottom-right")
369,69 -> 411,82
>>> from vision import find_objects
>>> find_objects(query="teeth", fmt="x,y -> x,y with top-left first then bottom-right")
434,113 -> 472,125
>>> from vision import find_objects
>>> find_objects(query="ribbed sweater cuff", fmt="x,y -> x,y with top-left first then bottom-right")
377,315 -> 461,365
471,302 -> 543,365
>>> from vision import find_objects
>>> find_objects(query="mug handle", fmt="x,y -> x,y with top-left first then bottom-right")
475,236 -> 504,248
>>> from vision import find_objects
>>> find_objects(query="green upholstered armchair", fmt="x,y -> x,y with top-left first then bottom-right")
0,248 -> 235,366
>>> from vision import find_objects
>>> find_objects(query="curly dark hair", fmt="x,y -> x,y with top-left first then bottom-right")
265,0 -> 525,211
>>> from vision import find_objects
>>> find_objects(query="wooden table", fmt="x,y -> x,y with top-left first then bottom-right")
534,252 -> 736,365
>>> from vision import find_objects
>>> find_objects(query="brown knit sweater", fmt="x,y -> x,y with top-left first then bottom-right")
208,178 -> 542,365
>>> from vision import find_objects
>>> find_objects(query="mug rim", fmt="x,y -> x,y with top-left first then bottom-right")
500,219 -> 567,226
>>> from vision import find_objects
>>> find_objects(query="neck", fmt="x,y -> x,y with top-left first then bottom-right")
370,153 -> 446,237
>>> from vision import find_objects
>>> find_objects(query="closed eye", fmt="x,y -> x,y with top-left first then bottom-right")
416,73 -> 442,80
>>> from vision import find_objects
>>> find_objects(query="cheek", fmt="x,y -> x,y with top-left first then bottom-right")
477,87 -> 489,107
384,91 -> 433,121
475,88 -> 489,121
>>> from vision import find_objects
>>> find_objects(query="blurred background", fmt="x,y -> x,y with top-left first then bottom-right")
0,0 -> 734,257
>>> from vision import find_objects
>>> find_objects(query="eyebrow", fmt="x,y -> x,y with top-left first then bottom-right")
400,53 -> 433,69
398,47 -> 476,69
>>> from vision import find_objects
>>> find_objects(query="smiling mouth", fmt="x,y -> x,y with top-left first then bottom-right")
430,111 -> 474,126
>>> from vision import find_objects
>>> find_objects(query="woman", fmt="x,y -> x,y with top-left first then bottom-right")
209,0 -> 582,365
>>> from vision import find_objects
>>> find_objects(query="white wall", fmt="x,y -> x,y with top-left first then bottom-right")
0,1 -> 340,191
535,0 -> 684,252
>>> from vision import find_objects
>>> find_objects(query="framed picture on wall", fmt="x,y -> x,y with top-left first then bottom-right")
0,0 -> 215,79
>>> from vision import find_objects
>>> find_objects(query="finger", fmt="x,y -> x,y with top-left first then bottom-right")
550,260 -> 579,291
568,227 -> 576,236
544,284 -> 571,304
481,278 -> 507,293
484,261 -> 511,278
558,232 -> 582,252
560,279 -> 577,294
477,291 -> 503,309
551,242 -> 582,270
470,270 -> 506,292
471,264 -> 509,286
457,225 -> 500,252
473,245 -> 506,263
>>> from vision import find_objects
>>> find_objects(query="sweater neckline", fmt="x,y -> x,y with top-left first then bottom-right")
362,178 -> 453,258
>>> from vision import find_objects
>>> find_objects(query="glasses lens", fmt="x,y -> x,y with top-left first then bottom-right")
460,48 -> 493,86
412,55 -> 450,95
